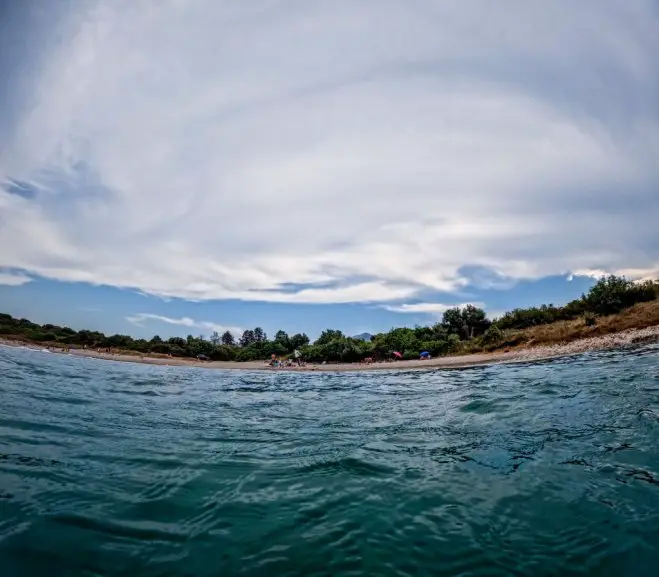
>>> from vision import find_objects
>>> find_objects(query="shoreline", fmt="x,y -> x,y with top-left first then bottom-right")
3,324 -> 658,373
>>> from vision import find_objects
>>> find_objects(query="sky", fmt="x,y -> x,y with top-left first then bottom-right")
0,0 -> 658,340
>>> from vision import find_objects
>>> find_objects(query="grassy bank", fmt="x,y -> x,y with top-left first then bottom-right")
460,299 -> 659,355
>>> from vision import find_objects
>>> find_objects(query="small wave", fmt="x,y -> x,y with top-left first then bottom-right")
623,468 -> 659,486
0,453 -> 61,468
295,456 -> 395,477
109,388 -> 160,396
125,378 -> 168,388
49,513 -> 189,543
0,417 -> 75,435
459,399 -> 507,414
24,393 -> 94,406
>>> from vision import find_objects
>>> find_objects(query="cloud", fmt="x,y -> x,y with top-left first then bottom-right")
0,271 -> 32,286
382,302 -> 483,315
572,267 -> 659,282
126,313 -> 242,337
0,1 -> 658,304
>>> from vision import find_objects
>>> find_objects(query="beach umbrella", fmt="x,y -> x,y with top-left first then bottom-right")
393,351 -> 402,358
420,351 -> 430,357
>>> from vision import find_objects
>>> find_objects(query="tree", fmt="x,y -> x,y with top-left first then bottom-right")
168,336 -> 186,348
76,330 -> 103,346
105,334 -> 134,348
273,330 -> 290,350
442,305 -> 490,340
290,333 -> 310,350
239,329 -> 255,347
322,338 -> 345,361
377,327 -> 416,354
132,339 -> 150,352
413,325 -> 435,341
221,331 -> 235,346
253,327 -> 267,343
431,323 -> 449,340
267,341 -> 288,357
461,304 -> 490,339
209,331 -> 220,345
442,307 -> 464,336
315,329 -> 344,346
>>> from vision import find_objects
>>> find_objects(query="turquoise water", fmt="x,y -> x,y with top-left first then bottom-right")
2,345 -> 659,576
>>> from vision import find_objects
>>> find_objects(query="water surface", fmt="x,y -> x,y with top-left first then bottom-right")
2,344 -> 659,576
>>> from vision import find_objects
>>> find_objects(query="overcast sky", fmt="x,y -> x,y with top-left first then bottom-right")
0,0 -> 657,337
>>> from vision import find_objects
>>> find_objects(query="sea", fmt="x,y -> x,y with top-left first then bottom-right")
2,343 -> 659,576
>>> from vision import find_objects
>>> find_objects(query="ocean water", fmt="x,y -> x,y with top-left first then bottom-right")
2,345 -> 659,576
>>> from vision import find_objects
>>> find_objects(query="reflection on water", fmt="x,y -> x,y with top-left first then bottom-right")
1,343 -> 659,576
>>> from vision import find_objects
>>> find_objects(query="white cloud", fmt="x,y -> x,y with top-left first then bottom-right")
126,313 -> 242,337
382,302 -> 483,315
571,269 -> 611,280
0,0 -> 658,304
573,267 -> 659,283
0,272 -> 32,286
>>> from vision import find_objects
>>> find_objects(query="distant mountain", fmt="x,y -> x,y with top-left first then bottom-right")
352,332 -> 373,342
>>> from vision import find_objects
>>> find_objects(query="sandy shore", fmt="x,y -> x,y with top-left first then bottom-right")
4,324 -> 658,373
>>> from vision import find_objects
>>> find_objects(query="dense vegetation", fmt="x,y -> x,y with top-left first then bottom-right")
1,276 -> 657,363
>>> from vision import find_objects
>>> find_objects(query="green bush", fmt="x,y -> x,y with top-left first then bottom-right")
492,275 -> 658,331
482,325 -> 504,345
150,343 -> 172,355
210,345 -> 235,361
27,331 -> 57,342
583,275 -> 656,316
447,334 -> 461,352
416,340 -> 449,356
493,304 -> 568,331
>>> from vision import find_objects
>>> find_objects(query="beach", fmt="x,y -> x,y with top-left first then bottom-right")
4,324 -> 658,372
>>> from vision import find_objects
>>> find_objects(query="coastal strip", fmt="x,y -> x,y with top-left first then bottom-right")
3,324 -> 658,373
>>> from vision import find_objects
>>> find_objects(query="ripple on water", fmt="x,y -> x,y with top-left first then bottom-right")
2,344 -> 659,575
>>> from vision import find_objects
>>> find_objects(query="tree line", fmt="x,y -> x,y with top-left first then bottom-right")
0,275 -> 656,363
